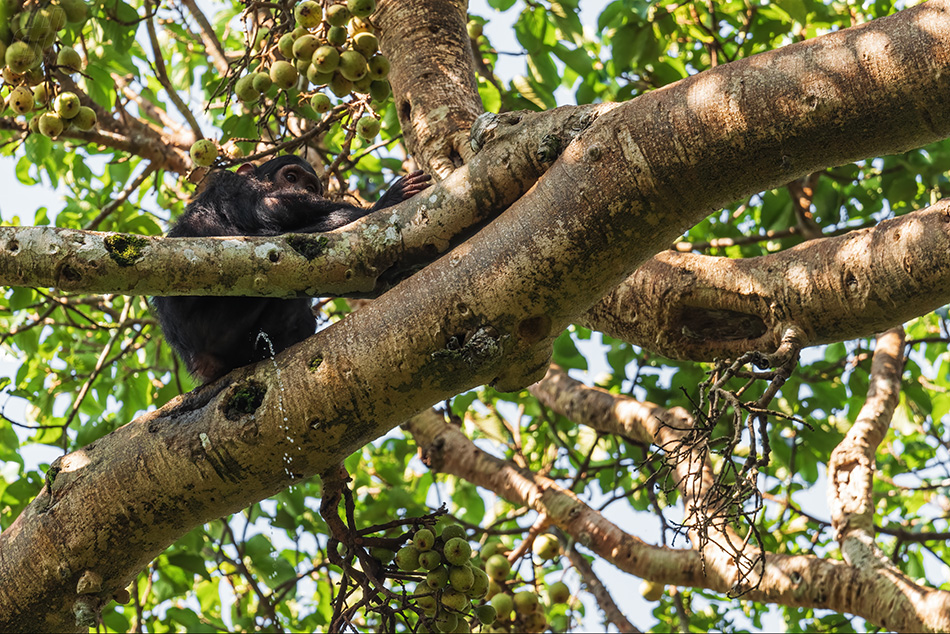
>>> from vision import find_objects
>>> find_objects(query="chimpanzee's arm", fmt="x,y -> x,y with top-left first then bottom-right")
371,170 -> 432,211
266,170 -> 432,232
258,191 -> 372,233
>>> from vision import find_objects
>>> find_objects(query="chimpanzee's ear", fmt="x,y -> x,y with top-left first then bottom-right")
237,163 -> 255,176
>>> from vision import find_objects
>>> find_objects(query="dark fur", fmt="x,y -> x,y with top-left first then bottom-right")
152,156 -> 430,383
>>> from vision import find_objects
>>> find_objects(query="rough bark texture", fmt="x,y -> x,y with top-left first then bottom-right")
583,203 -> 950,360
376,0 -> 483,177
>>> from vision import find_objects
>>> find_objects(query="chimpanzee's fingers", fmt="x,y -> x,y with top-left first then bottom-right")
399,171 -> 432,198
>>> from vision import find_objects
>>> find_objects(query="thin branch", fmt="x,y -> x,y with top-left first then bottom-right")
144,0 -> 204,141
181,0 -> 231,74
85,163 -> 158,230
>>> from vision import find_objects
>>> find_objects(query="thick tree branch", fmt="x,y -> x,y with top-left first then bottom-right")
584,202 -> 950,360
377,0 -> 483,177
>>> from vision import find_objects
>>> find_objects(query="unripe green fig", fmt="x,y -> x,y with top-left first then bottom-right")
311,45 -> 340,73
190,139 -> 218,166
351,31 -> 378,57
9,86 -> 34,114
467,20 -> 483,39
513,591 -> 539,615
294,0 -> 321,28
57,46 -> 83,73
278,33 -> 296,59
352,74 -> 372,94
346,0 -> 376,19
38,112 -> 64,137
325,4 -> 350,26
328,72 -> 352,97
6,41 -> 37,74
32,83 -> 50,106
293,34 -> 319,60
252,71 -> 272,92
61,0 -> 90,24
419,549 -> 442,570
395,544 -> 421,571
270,60 -> 298,89
449,564 -> 474,592
548,580 -> 570,604
524,612 -> 547,633
369,79 -> 390,102
308,66 -> 333,85
326,25 -> 347,46
639,579 -> 664,601
480,541 -> 501,561
534,534 -> 559,561
426,565 -> 449,589
18,10 -> 53,42
367,54 -> 389,80
28,115 -> 40,133
48,5 -> 67,31
54,91 -> 80,119
291,26 -> 307,39
474,604 -> 496,625
295,58 -> 311,76
467,566 -> 490,599
442,536 -> 472,566
235,74 -> 260,102
71,105 -> 97,131
433,611 -> 457,633
490,593 -> 513,621
416,594 -> 437,616
485,554 -> 510,582
440,524 -> 466,541
440,588 -> 468,612
23,66 -> 44,86
348,16 -> 373,35
369,547 -> 394,564
310,92 -> 331,113
223,142 -> 243,159
338,49 -> 367,81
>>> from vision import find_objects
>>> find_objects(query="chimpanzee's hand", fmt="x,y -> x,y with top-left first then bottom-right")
371,170 -> 432,210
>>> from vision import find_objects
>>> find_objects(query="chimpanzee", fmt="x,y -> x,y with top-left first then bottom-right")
152,155 -> 431,383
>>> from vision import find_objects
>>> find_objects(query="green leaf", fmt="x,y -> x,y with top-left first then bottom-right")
23,135 -> 52,166
553,331 -> 587,371
775,0 -> 809,23
552,43 -> 593,77
510,75 -> 555,110
527,50 -> 559,88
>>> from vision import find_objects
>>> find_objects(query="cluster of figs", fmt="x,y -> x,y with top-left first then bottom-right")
387,523 -> 570,633
191,0 -> 389,167
1,0 -> 96,138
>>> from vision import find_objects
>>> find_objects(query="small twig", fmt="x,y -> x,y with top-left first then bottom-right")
144,0 -> 204,141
